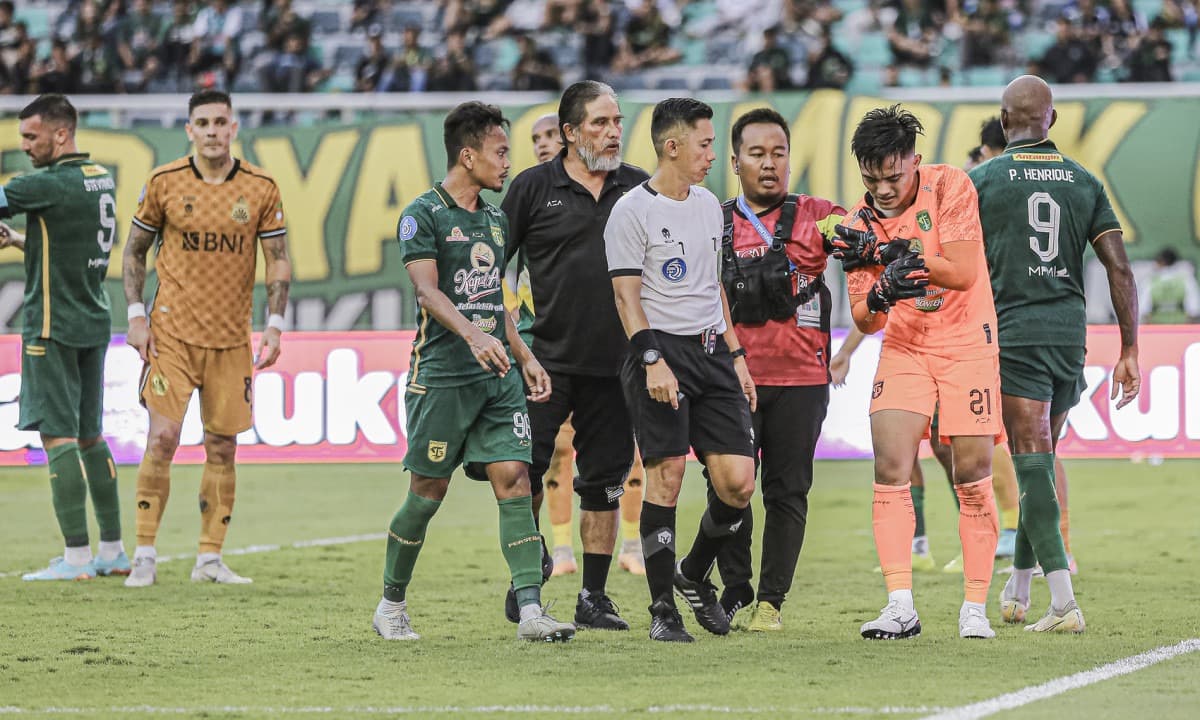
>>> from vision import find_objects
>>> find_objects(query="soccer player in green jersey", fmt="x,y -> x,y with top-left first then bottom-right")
970,76 -> 1141,633
0,94 -> 128,581
373,101 -> 575,643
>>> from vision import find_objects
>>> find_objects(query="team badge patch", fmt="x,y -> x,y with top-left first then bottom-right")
490,223 -> 504,248
150,373 -> 169,396
427,440 -> 448,462
399,215 -> 418,242
661,257 -> 687,283
137,184 -> 147,207
916,210 -> 932,232
231,195 -> 251,224
872,381 -> 884,399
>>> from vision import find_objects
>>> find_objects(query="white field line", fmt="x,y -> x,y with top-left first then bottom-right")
0,705 -> 946,716
0,533 -> 385,579
921,638 -> 1200,720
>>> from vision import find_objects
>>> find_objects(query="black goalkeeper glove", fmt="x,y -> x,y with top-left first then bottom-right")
865,251 -> 930,314
830,209 -> 880,271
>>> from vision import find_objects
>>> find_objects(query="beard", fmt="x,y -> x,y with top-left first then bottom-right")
576,140 -> 622,172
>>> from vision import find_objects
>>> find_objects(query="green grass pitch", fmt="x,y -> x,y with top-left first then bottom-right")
2,459 -> 1198,719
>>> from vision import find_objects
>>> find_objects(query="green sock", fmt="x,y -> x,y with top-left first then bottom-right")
1014,520 -> 1037,570
81,441 -> 121,542
383,491 -> 441,602
48,443 -> 89,548
1012,452 -> 1069,573
498,495 -> 542,605
911,484 -> 926,538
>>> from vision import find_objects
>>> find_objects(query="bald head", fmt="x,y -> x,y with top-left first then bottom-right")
1000,75 -> 1056,144
531,113 -> 562,163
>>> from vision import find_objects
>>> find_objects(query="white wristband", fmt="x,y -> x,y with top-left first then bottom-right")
267,313 -> 286,331
127,303 -> 146,321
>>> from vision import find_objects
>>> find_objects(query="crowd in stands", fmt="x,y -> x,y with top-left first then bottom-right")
0,0 -> 1197,96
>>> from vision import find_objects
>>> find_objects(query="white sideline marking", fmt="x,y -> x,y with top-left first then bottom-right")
921,638 -> 1200,720
0,533 -> 385,578
0,705 -> 946,716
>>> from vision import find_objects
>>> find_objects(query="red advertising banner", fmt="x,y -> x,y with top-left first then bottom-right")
0,327 -> 1194,465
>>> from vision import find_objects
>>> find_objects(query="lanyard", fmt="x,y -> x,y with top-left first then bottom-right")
736,195 -> 775,248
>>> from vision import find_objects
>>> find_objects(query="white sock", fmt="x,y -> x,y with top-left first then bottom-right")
98,540 -> 124,561
196,552 -> 220,566
961,600 -> 986,616
1045,569 -> 1076,612
64,545 -> 93,566
1009,567 -> 1034,604
888,589 -> 914,610
134,545 -> 157,561
518,603 -> 542,623
377,597 -> 406,613
912,535 -> 929,555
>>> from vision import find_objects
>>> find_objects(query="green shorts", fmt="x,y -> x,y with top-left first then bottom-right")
19,338 -> 107,439
403,372 -> 532,480
999,344 -> 1086,417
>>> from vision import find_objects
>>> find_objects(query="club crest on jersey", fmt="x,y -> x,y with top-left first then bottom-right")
446,226 -> 468,242
150,373 -> 169,396
230,196 -> 251,224
427,440 -> 448,462
917,210 -> 932,232
490,223 -> 504,248
872,381 -> 884,399
399,215 -> 418,242
661,257 -> 687,283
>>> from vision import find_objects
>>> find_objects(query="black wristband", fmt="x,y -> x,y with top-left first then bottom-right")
630,329 -> 659,355
730,347 -> 747,359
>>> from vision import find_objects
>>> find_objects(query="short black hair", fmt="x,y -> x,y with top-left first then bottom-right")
850,104 -> 924,170
980,116 -> 1006,151
19,94 -> 77,133
443,101 -> 509,171
731,107 -> 790,155
651,97 -> 713,157
968,145 -> 984,164
557,80 -> 616,146
189,89 -> 232,116
1156,247 -> 1179,266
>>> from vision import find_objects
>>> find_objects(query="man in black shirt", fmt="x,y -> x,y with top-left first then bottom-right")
501,80 -> 649,631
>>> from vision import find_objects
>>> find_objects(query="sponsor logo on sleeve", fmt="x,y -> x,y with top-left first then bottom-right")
399,215 -> 418,242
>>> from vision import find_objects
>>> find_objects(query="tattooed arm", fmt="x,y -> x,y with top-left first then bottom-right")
256,233 -> 292,369
123,223 -> 159,362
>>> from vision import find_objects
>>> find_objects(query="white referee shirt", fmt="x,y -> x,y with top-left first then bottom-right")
605,182 -> 726,335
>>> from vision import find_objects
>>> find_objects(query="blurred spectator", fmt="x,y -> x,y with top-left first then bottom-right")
263,0 -> 311,54
1127,15 -> 1174,81
0,24 -> 34,94
782,0 -> 844,39
101,0 -> 128,40
1034,17 -> 1098,83
354,24 -> 390,91
1,15 -> 26,69
611,0 -> 681,73
76,31 -> 124,92
882,63 -> 901,87
351,0 -> 385,33
390,25 -> 431,91
746,26 -> 794,91
962,0 -> 1012,67
32,39 -> 80,93
1139,247 -> 1200,322
444,0 -> 513,39
888,0 -> 943,67
261,31 -> 327,91
511,33 -> 560,90
576,0 -> 616,77
426,29 -> 477,91
1103,0 -> 1148,68
978,116 -> 1006,158
160,0 -> 197,86
118,0 -> 165,91
804,26 -> 853,89
0,1 -> 18,57
67,0 -> 109,48
191,0 -> 244,88
543,0 -> 583,30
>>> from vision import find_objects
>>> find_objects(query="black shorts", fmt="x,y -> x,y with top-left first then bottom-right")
528,372 -> 634,511
620,332 -> 754,462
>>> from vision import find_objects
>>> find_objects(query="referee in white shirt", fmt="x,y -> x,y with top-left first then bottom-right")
605,97 -> 757,643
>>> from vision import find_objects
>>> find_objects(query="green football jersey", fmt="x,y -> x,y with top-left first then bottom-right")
399,183 -> 512,388
0,153 -> 115,347
970,139 -> 1120,348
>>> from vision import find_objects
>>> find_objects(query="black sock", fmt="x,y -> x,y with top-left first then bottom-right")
681,496 -> 744,581
640,501 -> 677,605
581,553 -> 611,595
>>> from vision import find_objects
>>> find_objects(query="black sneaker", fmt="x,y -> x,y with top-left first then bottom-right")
648,599 -> 694,642
505,535 -> 554,624
719,582 -> 755,624
540,535 -> 553,583
673,559 -> 730,635
575,591 -> 630,630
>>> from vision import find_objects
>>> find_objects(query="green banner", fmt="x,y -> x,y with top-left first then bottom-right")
2,90 -> 1197,329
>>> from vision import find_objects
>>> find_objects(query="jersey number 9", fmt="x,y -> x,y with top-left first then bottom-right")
97,193 -> 117,253
1027,192 -> 1061,263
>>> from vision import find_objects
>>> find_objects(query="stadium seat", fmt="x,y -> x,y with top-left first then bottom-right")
334,44 -> 365,71
699,75 -> 733,90
855,33 -> 892,68
656,76 -> 691,91
310,10 -> 343,35
390,6 -> 427,31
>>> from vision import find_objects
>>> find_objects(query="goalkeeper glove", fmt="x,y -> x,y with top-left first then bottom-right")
830,209 -> 880,271
866,251 -> 930,314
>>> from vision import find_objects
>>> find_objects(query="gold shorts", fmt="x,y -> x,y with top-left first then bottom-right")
140,331 -> 253,436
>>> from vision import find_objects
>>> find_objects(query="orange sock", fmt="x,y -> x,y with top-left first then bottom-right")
956,476 -> 999,604
873,483 -> 915,594
134,456 -> 172,547
1059,508 -> 1072,555
198,462 -> 237,554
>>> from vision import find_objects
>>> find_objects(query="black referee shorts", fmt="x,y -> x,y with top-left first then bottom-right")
527,372 -> 634,512
620,332 -> 754,462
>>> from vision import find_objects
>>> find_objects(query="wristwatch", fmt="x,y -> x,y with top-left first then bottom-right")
641,349 -> 662,366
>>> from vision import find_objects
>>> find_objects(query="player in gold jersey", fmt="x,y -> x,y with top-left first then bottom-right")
121,90 -> 293,587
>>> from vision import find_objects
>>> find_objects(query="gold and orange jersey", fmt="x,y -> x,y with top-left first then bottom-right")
846,164 -> 998,357
133,157 -> 286,348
